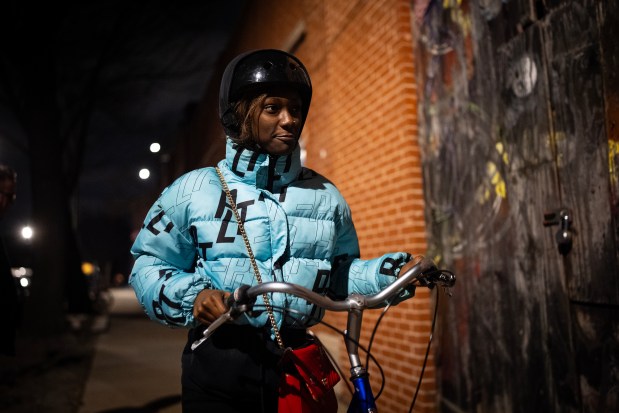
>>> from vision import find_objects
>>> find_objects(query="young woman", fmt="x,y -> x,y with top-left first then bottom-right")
130,49 -> 419,412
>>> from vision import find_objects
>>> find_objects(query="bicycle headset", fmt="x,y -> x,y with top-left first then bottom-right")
219,49 -> 313,138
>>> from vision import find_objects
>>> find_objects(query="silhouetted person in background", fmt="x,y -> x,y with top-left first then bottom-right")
0,164 -> 18,382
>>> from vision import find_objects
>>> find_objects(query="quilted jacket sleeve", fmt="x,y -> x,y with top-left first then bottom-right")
329,199 -> 412,300
129,190 -> 211,328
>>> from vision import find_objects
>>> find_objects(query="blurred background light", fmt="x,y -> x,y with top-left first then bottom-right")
21,226 -> 33,239
81,261 -> 95,276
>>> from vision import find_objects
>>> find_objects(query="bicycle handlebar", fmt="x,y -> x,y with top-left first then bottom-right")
234,257 -> 449,310
191,258 -> 454,351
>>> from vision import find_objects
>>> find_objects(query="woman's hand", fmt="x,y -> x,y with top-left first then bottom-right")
193,289 -> 231,326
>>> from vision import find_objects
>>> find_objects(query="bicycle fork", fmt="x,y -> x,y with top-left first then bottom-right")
345,303 -> 378,413
348,370 -> 378,413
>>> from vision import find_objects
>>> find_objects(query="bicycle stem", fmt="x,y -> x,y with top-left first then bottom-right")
346,305 -> 380,412
345,310 -> 363,370
345,298 -> 365,373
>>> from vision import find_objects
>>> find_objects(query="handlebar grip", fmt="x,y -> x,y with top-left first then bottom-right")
227,284 -> 252,307
417,257 -> 438,274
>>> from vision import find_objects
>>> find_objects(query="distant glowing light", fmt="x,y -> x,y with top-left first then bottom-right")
21,226 -> 33,239
82,262 -> 95,276
150,142 -> 161,153
139,168 -> 150,180
20,277 -> 29,287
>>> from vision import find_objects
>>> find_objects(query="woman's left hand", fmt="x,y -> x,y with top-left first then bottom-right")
399,255 -> 425,278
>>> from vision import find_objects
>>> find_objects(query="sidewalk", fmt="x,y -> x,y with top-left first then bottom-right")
78,288 -> 187,413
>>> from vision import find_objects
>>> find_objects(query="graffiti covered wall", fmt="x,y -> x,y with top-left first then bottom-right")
413,0 -> 619,411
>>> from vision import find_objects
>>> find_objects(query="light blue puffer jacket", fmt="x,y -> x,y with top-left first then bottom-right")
129,139 -> 411,330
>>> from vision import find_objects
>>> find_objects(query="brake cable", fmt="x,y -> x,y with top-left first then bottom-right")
408,283 -> 441,413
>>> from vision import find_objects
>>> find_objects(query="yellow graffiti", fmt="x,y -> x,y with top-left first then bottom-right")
440,0 -> 471,35
475,142 -> 510,205
487,161 -> 506,199
476,160 -> 507,204
443,0 -> 462,8
495,142 -> 509,165
549,131 -> 567,168
610,140 -> 619,187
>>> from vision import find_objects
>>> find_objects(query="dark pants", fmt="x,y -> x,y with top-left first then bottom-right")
181,324 -> 307,413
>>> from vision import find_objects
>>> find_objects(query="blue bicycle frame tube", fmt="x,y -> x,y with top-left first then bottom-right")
346,305 -> 378,412
348,372 -> 378,413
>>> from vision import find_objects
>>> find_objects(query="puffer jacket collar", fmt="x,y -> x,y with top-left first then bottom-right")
223,138 -> 302,193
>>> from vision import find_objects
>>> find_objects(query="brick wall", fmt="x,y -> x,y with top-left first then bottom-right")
184,1 -> 435,411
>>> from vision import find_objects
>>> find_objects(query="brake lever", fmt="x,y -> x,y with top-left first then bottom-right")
414,269 -> 456,294
191,285 -> 256,351
434,270 -> 455,297
191,309 -> 234,350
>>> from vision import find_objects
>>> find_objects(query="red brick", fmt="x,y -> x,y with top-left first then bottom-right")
189,0 -> 435,411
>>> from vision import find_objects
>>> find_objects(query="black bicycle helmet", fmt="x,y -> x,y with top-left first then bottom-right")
219,49 -> 312,137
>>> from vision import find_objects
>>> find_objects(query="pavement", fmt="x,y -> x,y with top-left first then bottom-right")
78,288 -> 187,413
78,288 -> 351,413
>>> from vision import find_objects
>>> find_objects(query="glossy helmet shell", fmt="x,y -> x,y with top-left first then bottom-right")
219,49 -> 312,137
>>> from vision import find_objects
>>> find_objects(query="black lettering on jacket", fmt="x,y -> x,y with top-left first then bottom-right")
146,210 -> 174,235
152,284 -> 185,325
307,269 -> 331,322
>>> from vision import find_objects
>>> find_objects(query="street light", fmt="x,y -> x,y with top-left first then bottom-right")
21,225 -> 33,239
139,168 -> 150,180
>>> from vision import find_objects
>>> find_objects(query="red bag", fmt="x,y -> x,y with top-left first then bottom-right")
278,341 -> 340,413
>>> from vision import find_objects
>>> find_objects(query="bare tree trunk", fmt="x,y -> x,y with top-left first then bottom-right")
19,65 -> 70,335
3,3 -> 91,336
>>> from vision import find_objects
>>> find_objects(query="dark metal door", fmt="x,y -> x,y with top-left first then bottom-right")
413,0 -> 619,411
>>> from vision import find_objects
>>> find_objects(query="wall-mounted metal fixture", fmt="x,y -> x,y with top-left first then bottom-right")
543,208 -> 573,255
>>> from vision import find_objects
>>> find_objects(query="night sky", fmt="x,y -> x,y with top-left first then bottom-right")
0,1 -> 245,277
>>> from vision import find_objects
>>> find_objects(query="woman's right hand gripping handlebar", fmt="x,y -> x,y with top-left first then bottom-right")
193,289 -> 231,327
